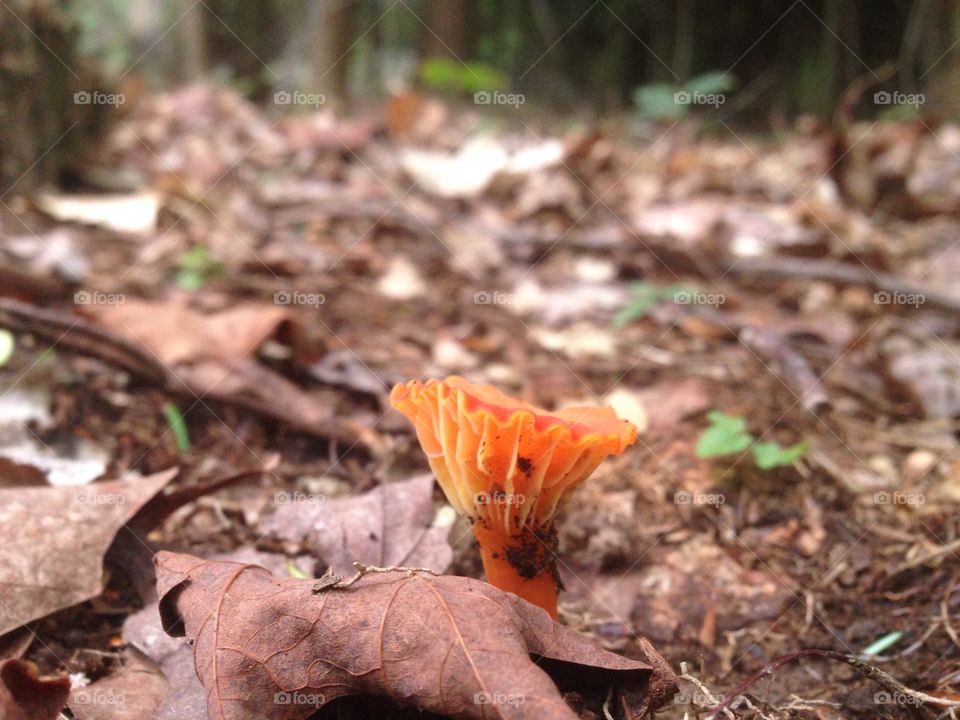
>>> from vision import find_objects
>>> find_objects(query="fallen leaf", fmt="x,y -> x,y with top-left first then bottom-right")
564,538 -> 792,644
124,549 -> 292,720
87,297 -> 289,367
0,658 -> 70,720
308,349 -> 389,396
0,468 -> 176,636
0,425 -> 109,487
262,474 -> 453,576
400,136 -> 564,198
155,551 -> 677,719
35,190 -> 160,234
636,380 -> 711,433
377,256 -> 427,300
69,651 -> 168,720
86,298 -> 365,445
603,388 -> 649,435
3,228 -> 90,283
532,323 -> 617,358
879,332 -> 960,419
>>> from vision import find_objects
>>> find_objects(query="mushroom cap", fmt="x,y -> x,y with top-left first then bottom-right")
389,376 -> 637,532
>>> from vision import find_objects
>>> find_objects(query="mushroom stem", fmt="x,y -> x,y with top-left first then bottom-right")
472,522 -> 559,619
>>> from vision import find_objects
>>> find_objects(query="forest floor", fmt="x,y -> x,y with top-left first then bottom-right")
2,85 -> 960,719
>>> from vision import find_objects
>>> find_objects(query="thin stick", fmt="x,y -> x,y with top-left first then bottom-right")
326,562 -> 439,591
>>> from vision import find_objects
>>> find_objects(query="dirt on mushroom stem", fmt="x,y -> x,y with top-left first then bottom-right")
472,517 -> 565,618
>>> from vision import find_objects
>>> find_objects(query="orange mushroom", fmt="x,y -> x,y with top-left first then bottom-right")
389,376 -> 637,618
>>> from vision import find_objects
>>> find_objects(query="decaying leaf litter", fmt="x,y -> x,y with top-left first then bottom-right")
1,84 -> 960,718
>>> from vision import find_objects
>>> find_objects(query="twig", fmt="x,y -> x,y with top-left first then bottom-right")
678,662 -> 734,719
889,538 -> 960,575
705,648 -> 960,720
313,562 -> 439,593
942,574 -> 960,650
602,686 -> 615,720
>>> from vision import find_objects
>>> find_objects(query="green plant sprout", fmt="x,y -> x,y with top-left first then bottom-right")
418,57 -> 507,95
696,411 -> 810,470
633,70 -> 736,121
611,281 -> 695,328
162,402 -> 191,453
176,245 -> 223,290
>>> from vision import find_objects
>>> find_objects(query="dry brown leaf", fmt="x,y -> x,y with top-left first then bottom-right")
69,651 -> 168,720
124,549 -> 293,720
87,298 -> 289,367
636,379 -> 712,434
155,551 -> 676,719
85,298 -> 368,445
879,333 -> 960,419
261,474 -> 453,576
0,468 -> 176,636
0,658 -> 70,720
563,538 -> 792,644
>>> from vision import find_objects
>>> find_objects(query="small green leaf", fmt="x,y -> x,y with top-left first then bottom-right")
176,245 -> 223,290
0,329 -> 14,368
611,282 -> 662,328
862,630 -> 903,656
683,70 -> 736,95
285,559 -> 311,579
751,440 -> 810,470
633,83 -> 688,121
695,412 -> 754,458
612,282 -> 698,328
176,269 -> 205,290
162,402 -> 191,453
419,57 -> 507,94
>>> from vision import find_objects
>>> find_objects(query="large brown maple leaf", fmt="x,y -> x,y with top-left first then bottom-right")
156,551 -> 677,719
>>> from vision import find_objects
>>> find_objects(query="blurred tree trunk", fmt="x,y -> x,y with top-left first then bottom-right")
178,0 -> 207,82
205,0 -> 281,101
420,0 -> 475,60
917,0 -> 960,117
309,0 -> 354,106
0,0 -> 106,195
